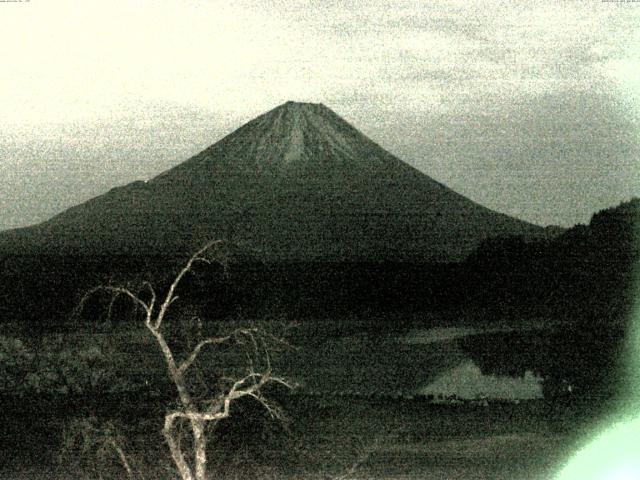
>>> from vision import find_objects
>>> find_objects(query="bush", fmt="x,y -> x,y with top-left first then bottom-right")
0,335 -> 134,395
0,336 -> 34,391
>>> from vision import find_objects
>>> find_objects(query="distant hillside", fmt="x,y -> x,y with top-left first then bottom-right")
463,197 -> 639,324
0,101 -> 542,262
456,199 -> 639,400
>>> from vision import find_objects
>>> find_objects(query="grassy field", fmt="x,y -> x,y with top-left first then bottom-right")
0,319 -> 616,479
0,391 -> 595,480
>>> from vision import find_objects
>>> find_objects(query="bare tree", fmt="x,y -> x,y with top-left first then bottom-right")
78,240 -> 292,480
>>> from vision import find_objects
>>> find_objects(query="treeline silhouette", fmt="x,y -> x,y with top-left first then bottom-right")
463,198 -> 638,325
1,199 -> 637,333
460,198 -> 638,400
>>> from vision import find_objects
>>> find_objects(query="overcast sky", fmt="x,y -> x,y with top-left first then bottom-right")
1,0 -> 639,229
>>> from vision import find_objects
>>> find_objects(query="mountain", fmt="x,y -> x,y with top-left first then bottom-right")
0,101 -> 543,261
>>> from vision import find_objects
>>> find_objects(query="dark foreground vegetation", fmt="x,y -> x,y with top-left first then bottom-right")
0,317 -> 627,479
1,389 -> 599,479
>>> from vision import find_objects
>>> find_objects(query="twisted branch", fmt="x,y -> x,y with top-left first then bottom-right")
154,240 -> 222,330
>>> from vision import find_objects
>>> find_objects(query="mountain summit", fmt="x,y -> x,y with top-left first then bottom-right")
0,101 -> 542,261
152,100 -> 433,183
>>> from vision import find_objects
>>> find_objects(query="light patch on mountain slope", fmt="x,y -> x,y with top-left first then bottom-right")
283,106 -> 305,165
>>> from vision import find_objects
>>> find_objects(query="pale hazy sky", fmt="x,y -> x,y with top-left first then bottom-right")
1,0 -> 639,229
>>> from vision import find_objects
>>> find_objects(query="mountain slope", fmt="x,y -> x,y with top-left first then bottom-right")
0,101 -> 542,261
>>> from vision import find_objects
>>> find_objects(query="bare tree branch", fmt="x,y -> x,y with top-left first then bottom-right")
141,281 -> 156,314
333,436 -> 381,480
154,240 -> 223,330
177,327 -> 261,375
177,335 -> 232,375
77,286 -> 153,323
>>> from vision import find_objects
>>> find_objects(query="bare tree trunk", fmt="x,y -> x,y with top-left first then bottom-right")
164,415 -> 195,480
147,325 -> 193,407
192,419 -> 208,480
